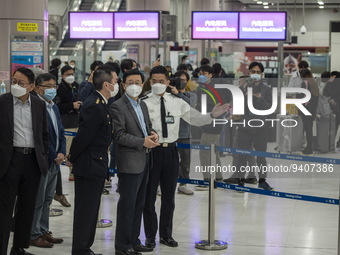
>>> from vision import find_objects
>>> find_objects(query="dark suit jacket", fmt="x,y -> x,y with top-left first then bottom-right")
69,91 -> 113,179
110,94 -> 155,174
46,104 -> 67,169
0,93 -> 49,179
55,79 -> 80,129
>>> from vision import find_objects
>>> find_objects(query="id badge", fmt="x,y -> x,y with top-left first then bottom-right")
165,115 -> 174,124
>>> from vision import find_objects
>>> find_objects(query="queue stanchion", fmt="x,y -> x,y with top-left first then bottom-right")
195,144 -> 228,250
96,208 -> 112,228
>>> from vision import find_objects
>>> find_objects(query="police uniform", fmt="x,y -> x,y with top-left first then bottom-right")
68,91 -> 112,255
142,92 -> 213,241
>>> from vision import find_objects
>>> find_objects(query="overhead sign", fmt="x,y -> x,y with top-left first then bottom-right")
192,12 -> 239,40
239,12 -> 287,40
69,12 -> 114,39
114,12 -> 160,40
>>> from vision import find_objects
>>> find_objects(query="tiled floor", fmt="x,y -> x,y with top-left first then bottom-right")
9,142 -> 339,255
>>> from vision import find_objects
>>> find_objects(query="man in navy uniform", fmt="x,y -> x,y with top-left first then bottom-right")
67,66 -> 118,255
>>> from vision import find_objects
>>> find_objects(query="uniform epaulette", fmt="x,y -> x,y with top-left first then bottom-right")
96,98 -> 100,104
140,95 -> 149,100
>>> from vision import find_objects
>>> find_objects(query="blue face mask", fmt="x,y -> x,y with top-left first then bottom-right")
44,88 -> 57,101
198,75 -> 208,84
250,73 -> 261,81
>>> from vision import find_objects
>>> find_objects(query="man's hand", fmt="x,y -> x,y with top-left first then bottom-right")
253,93 -> 262,98
144,136 -> 160,148
55,153 -> 65,165
150,131 -> 159,142
168,85 -> 178,95
73,101 -> 82,110
211,103 -> 230,118
152,58 -> 160,67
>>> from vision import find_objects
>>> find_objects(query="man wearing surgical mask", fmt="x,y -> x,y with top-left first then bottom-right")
0,68 -> 49,255
55,65 -> 81,181
235,61 -> 274,191
142,66 -> 230,249
30,73 -> 66,248
111,69 -> 158,255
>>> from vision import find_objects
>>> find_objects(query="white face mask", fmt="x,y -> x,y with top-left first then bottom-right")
70,65 -> 75,69
109,83 -> 119,97
65,75 -> 75,84
125,84 -> 142,98
11,84 -> 28,98
151,83 -> 167,95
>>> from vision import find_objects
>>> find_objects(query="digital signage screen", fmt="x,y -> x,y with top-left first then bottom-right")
69,12 -> 114,39
114,12 -> 160,40
191,12 -> 239,40
239,12 -> 287,40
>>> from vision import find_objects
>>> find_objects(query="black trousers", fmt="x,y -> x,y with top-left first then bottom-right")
72,175 -> 105,255
55,170 -> 63,196
0,151 -> 41,255
143,145 -> 179,239
177,138 -> 191,185
115,155 -> 149,251
235,128 -> 268,179
301,115 -> 314,151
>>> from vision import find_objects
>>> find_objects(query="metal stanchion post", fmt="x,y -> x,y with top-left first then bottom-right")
96,198 -> 112,228
195,144 -> 228,250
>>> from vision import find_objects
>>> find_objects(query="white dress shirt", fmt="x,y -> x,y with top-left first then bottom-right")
143,92 -> 213,143
13,95 -> 34,148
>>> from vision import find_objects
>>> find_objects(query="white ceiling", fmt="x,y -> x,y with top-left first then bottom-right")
237,0 -> 340,9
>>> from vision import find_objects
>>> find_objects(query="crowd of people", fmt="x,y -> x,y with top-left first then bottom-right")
0,56 -> 339,255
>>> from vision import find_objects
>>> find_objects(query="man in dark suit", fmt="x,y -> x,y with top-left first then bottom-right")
67,66 -> 118,255
0,67 -> 49,255
30,73 -> 66,248
111,70 -> 159,255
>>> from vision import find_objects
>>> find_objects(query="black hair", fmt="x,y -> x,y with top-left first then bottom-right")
61,65 -> 74,75
200,57 -> 210,66
212,63 -> 222,75
93,66 -> 114,91
150,66 -> 170,80
181,55 -> 188,62
105,61 -> 121,76
321,71 -> 331,82
35,73 -> 56,85
51,58 -> 61,68
14,68 -> 35,84
90,61 -> 104,71
298,61 -> 309,69
249,62 -> 264,73
331,71 -> 340,77
123,69 -> 145,83
120,59 -> 135,73
174,71 -> 190,82
176,64 -> 188,71
192,67 -> 200,78
200,65 -> 213,74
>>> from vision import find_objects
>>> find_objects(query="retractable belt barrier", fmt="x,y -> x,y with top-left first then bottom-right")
64,131 -> 339,205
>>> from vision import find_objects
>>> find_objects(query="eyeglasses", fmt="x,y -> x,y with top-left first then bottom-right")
38,84 -> 58,89
249,70 -> 262,74
11,80 -> 31,87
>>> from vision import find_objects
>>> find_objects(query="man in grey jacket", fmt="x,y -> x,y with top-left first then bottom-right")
110,69 -> 159,255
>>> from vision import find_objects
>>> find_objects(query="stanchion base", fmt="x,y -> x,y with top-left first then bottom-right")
96,219 -> 112,228
49,208 -> 63,217
195,240 -> 228,250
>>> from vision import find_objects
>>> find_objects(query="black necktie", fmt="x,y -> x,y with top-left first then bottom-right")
160,96 -> 168,138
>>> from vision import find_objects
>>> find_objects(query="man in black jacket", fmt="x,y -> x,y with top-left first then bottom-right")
235,62 -> 274,190
0,68 -> 49,255
55,65 -> 81,181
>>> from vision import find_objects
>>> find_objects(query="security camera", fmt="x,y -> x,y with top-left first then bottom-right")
300,25 -> 307,34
